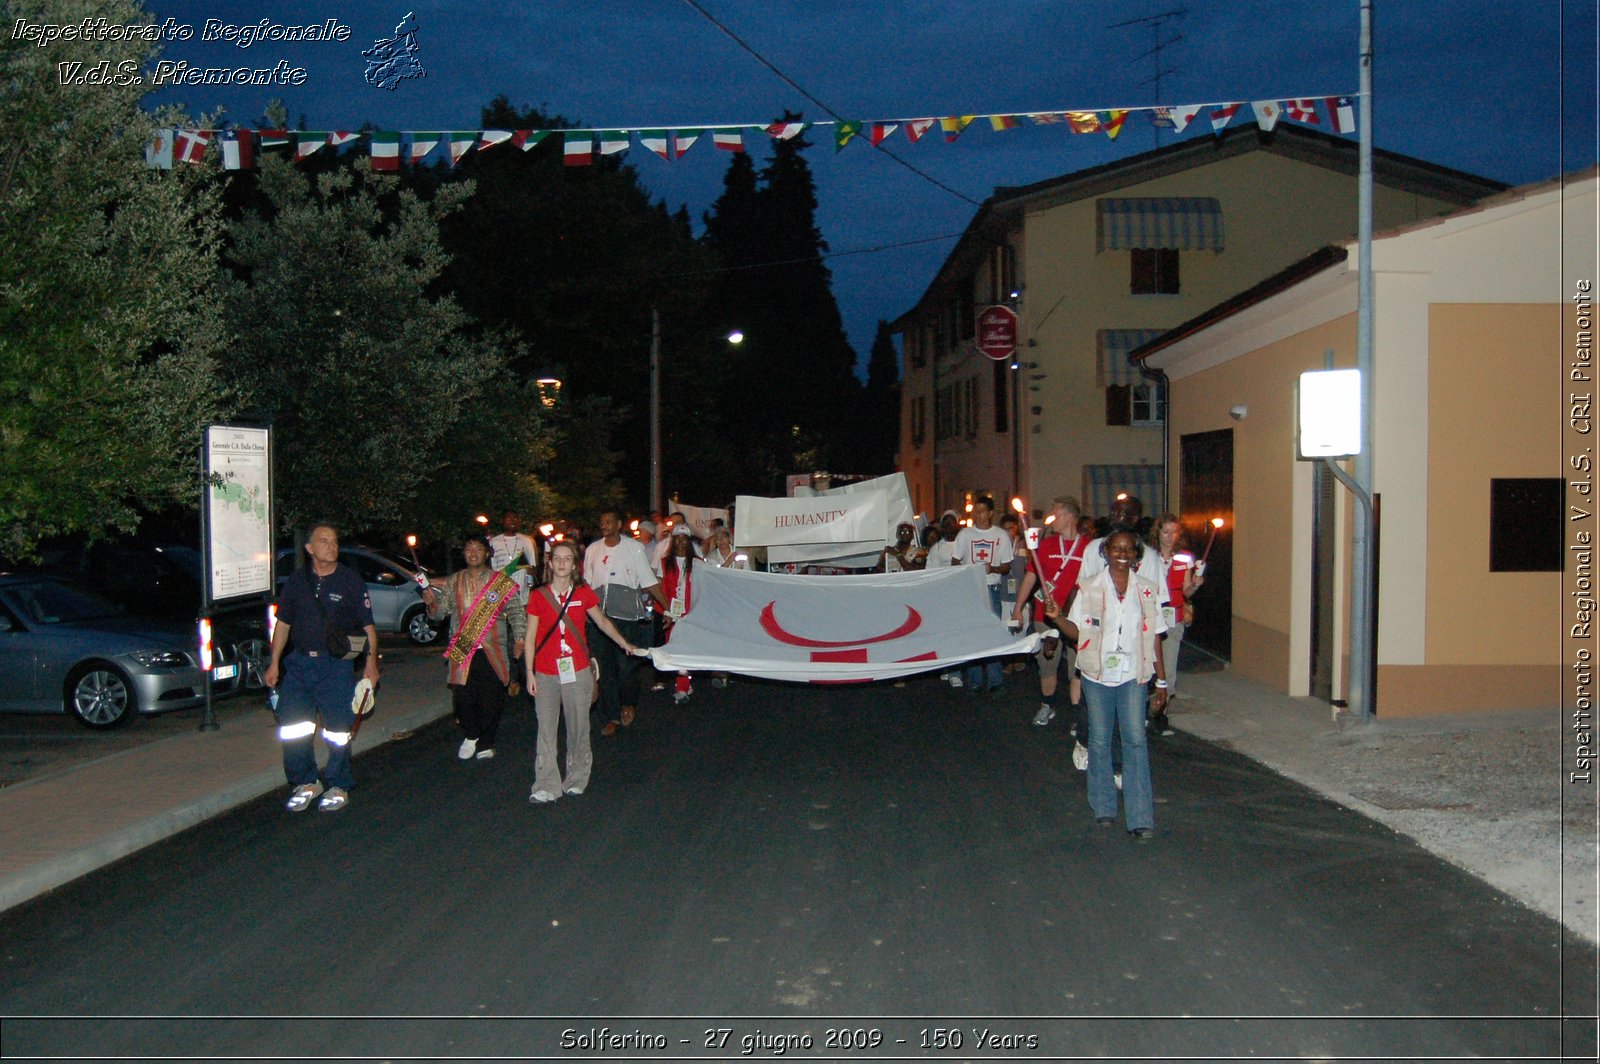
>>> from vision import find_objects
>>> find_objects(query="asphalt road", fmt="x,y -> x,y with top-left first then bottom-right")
0,675 -> 1592,1061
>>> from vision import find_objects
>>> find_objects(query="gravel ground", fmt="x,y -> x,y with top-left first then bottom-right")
1174,669 -> 1599,943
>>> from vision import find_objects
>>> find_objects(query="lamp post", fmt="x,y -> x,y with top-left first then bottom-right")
650,310 -> 742,513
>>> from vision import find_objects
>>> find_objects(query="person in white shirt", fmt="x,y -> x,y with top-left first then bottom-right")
951,496 -> 1015,694
1046,526 -> 1167,839
583,511 -> 666,735
924,512 -> 962,686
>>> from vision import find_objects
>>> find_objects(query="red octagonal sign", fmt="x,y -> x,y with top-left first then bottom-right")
977,305 -> 1018,361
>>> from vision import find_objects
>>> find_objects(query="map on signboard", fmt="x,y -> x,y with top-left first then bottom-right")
205,426 -> 273,601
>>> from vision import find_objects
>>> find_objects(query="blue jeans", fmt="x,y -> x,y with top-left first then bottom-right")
277,651 -> 357,791
1082,675 -> 1154,830
964,582 -> 1006,692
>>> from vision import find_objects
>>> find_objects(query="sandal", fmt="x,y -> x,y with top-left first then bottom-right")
285,783 -> 323,813
317,787 -> 349,812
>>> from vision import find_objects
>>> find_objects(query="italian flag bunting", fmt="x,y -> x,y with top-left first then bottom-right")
370,131 -> 400,171
563,131 -> 593,166
639,129 -> 672,160
478,130 -> 514,151
597,130 -> 630,156
671,129 -> 702,157
764,120 -> 809,140
409,132 -> 441,165
447,131 -> 478,165
513,130 -> 550,150
327,131 -> 359,147
712,129 -> 744,152
258,129 -> 289,151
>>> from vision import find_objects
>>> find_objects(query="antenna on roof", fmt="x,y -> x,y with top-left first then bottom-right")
1108,7 -> 1187,150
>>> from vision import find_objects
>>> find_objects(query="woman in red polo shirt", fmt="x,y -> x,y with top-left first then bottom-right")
524,540 -> 640,805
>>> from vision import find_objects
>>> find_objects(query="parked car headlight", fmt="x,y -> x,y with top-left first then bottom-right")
129,650 -> 189,669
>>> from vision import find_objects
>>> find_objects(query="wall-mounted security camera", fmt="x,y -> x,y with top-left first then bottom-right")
1229,404 -> 1249,421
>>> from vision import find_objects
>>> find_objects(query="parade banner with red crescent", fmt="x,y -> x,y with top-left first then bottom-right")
649,563 -> 1037,683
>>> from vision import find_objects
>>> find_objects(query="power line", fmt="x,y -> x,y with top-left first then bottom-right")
679,0 -> 985,208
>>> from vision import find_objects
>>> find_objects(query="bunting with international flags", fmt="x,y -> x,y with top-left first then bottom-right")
144,91 -> 1360,171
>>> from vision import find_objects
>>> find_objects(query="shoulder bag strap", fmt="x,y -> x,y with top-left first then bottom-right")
530,585 -> 577,659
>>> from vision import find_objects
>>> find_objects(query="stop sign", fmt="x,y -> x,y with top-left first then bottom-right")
977,305 -> 1018,361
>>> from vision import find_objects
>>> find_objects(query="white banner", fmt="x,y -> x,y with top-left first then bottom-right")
649,563 -> 1037,683
734,491 -> 888,550
670,501 -> 729,539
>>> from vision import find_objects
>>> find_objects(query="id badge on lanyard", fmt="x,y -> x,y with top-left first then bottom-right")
554,619 -> 578,685
1161,605 -> 1177,628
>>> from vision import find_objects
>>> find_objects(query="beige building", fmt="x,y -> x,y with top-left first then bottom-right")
893,126 -> 1503,523
1133,171 -> 1597,716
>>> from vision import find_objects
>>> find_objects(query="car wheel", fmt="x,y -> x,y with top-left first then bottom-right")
235,638 -> 270,690
66,663 -> 138,729
404,605 -> 445,646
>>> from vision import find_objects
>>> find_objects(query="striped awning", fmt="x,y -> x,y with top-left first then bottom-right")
1083,463 -> 1166,521
1097,329 -> 1163,387
1096,197 -> 1224,252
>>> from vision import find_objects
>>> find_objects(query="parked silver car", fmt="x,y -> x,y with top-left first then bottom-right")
0,573 -> 243,728
274,547 -> 445,646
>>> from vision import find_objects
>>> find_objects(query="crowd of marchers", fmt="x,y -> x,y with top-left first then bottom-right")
265,495 -> 1203,840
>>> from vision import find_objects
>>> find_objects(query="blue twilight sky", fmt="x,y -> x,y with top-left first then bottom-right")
140,1 -> 1597,372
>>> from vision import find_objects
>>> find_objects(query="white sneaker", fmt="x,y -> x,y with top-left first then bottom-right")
458,737 -> 477,760
1072,742 -> 1088,771
475,747 -> 494,760
949,674 -> 965,688
1032,704 -> 1056,727
564,785 -> 585,796
1114,772 -> 1123,791
529,789 -> 559,803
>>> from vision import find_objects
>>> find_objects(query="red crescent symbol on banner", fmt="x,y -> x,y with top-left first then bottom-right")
759,601 -> 922,648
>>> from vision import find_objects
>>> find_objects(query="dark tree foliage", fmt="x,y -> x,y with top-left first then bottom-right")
434,97 -> 720,511
860,321 -> 902,473
700,115 -> 865,493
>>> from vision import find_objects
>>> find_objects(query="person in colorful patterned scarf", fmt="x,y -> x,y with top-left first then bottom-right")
424,531 -> 527,762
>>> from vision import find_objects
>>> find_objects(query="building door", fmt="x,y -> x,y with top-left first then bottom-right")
1179,429 -> 1233,661
1309,462 -> 1337,702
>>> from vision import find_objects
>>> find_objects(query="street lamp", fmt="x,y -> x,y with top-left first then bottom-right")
650,309 -> 743,512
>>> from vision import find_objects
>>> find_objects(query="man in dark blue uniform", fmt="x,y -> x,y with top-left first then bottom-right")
263,523 -> 381,813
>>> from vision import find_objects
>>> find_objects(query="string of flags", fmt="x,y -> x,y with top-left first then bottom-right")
145,95 -> 1359,170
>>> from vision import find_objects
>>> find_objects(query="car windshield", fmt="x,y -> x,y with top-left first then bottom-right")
9,579 -> 126,625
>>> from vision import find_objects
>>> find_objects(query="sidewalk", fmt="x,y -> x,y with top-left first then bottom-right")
0,653 -> 449,915
1,656 -> 1593,945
